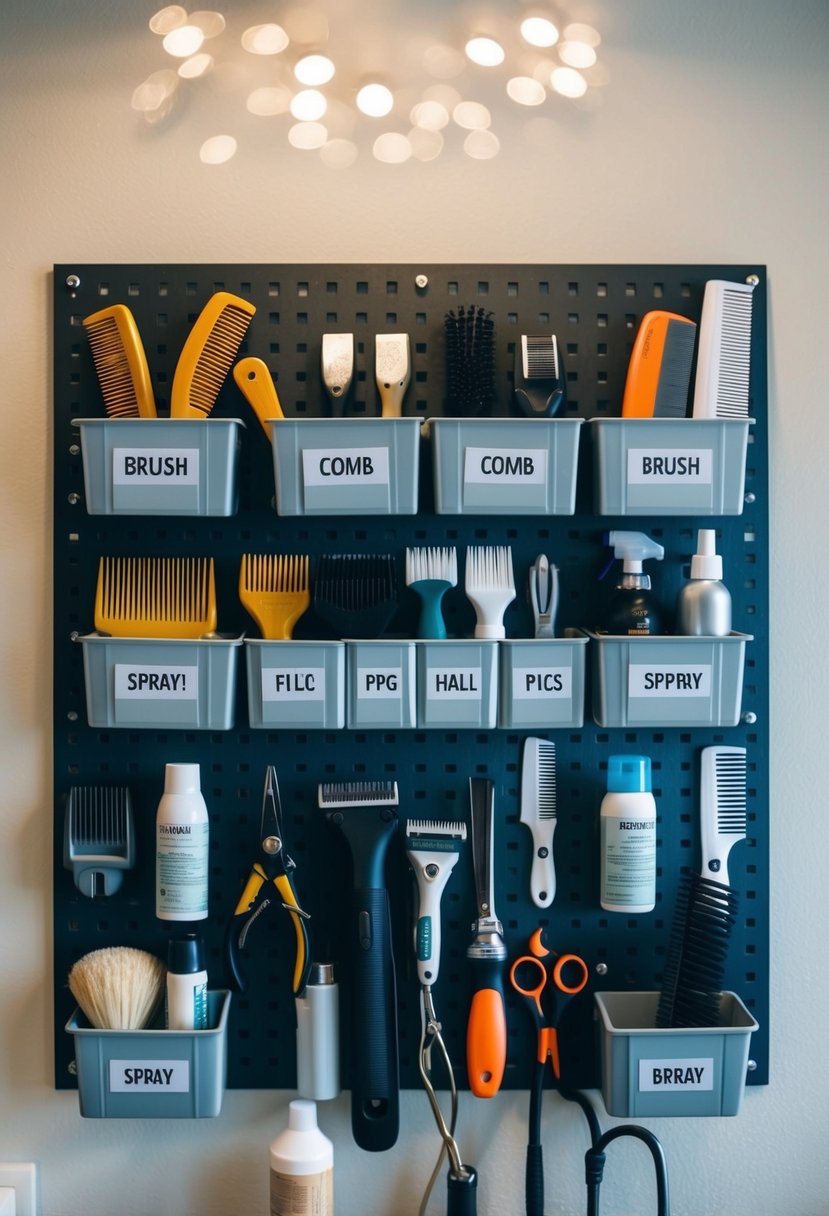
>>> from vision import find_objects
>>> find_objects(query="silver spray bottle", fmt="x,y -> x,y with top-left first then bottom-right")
676,529 -> 732,636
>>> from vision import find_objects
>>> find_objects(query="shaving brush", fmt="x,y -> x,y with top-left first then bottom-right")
69,946 -> 166,1030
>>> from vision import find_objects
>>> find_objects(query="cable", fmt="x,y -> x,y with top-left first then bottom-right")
584,1124 -> 670,1216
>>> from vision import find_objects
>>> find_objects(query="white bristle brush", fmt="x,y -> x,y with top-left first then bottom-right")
68,946 -> 166,1030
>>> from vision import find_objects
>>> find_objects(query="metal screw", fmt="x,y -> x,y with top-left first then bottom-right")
68,492 -> 81,505
746,274 -> 760,287
744,491 -> 755,505
67,711 -> 78,721
742,711 -> 757,725
595,962 -> 608,976
66,274 -> 81,291
68,1060 -> 77,1076
747,1058 -> 757,1072
414,274 -> 429,289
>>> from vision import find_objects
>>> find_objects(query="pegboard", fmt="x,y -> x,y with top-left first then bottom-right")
52,263 -> 769,1099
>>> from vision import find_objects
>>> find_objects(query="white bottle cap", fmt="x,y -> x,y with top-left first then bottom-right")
164,763 -> 201,794
689,529 -> 723,580
288,1099 -> 318,1132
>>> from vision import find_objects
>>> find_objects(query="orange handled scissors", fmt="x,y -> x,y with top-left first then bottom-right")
509,927 -> 589,1081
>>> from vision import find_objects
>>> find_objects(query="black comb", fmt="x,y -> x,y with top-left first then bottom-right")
313,553 -> 398,638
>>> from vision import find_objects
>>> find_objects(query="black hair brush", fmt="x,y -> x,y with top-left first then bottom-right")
444,305 -> 495,416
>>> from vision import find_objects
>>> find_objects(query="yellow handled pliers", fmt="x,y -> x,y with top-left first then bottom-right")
225,765 -> 311,996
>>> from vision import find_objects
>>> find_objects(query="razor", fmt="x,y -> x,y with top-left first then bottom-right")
405,819 -> 467,988
319,780 -> 400,1152
465,777 -> 507,1099
514,334 -> 565,417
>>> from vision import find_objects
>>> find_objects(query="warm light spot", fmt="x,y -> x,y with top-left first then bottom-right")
408,127 -> 444,161
452,100 -> 491,130
563,23 -> 601,48
163,25 -> 205,57
410,100 -> 450,131
464,129 -> 500,159
295,54 -> 335,85
356,83 -> 394,117
199,134 -> 237,164
373,132 -> 412,163
506,76 -> 546,106
246,86 -> 292,116
558,41 -> 597,69
320,138 -> 359,169
465,37 -> 505,67
178,53 -> 213,79
149,6 -> 187,35
550,66 -> 587,97
132,70 -> 179,112
288,121 -> 328,149
520,17 -> 559,48
189,11 -> 225,38
422,42 -> 466,79
241,24 -> 290,55
290,89 -> 327,121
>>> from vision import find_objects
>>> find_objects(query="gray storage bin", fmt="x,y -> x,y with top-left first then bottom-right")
271,418 -> 420,515
430,417 -> 583,515
245,640 -> 345,729
583,631 -> 752,728
66,990 -> 230,1118
74,418 -> 244,516
498,634 -> 587,728
346,640 -> 417,728
416,640 -> 498,729
76,633 -> 243,730
595,991 -> 757,1118
590,417 -> 752,516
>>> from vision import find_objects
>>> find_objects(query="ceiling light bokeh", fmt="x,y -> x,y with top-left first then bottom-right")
465,37 -> 506,67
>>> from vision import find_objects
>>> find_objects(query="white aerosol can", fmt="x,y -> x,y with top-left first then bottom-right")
600,755 -> 657,914
156,763 -> 209,922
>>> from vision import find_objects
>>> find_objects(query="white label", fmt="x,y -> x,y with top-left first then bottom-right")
513,667 -> 571,699
627,448 -> 713,484
109,1060 -> 190,1093
638,1058 -> 714,1092
628,664 -> 712,698
464,447 -> 547,485
262,668 -> 325,702
302,447 -> 390,487
114,665 -> 199,700
357,667 -> 402,698
427,667 -> 481,699
113,448 -> 199,485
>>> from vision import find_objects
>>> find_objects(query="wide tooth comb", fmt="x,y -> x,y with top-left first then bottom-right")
83,304 -> 157,419
313,553 -> 398,639
238,553 -> 310,640
94,556 -> 217,638
171,291 -> 256,418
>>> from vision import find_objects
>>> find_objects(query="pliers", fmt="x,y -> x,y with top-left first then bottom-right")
225,765 -> 312,997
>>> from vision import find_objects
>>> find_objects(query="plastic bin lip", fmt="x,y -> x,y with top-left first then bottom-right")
588,416 -> 755,427
65,989 -> 232,1038
72,417 -> 247,429
74,631 -> 245,646
272,416 -> 420,427
427,416 -> 585,428
594,990 -> 759,1034
581,629 -> 754,643
500,634 -> 588,646
244,637 -> 343,647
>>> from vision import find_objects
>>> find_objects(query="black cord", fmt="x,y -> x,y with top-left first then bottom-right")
584,1124 -> 670,1216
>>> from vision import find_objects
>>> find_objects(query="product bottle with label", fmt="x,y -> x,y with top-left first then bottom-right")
156,763 -> 209,922
600,530 -> 665,636
600,755 -> 657,913
166,933 -> 208,1030
270,1099 -> 334,1216
676,529 -> 732,636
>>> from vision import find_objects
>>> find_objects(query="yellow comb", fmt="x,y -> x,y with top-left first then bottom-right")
239,553 -> 310,640
94,557 -> 217,639
83,305 -> 157,419
171,292 -> 256,419
232,356 -> 285,441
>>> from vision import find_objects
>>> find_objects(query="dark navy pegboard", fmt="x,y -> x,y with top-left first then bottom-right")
53,263 -> 769,1097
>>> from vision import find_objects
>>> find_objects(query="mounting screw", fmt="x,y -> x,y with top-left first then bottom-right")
595,962 -> 608,976
68,1059 -> 77,1075
744,491 -> 755,505
742,711 -> 757,725
746,274 -> 760,287
68,492 -> 81,505
69,443 -> 80,456
67,710 -> 78,721
66,273 -> 81,291
414,274 -> 429,289
746,1058 -> 757,1072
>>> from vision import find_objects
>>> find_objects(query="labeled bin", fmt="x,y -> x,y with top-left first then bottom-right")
583,631 -> 752,728
245,640 -> 345,729
498,634 -> 587,729
74,418 -> 244,516
416,640 -> 498,729
594,991 -> 757,1118
430,417 -> 583,515
590,417 -> 753,516
271,418 -> 420,515
346,640 -> 417,728
66,990 -> 230,1118
75,633 -> 243,730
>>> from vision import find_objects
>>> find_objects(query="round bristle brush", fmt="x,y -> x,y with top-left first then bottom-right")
68,946 -> 166,1030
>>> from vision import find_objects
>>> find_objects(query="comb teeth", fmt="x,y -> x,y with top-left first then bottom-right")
535,741 -> 557,818
711,749 -> 747,835
655,874 -> 738,1028
188,306 -> 254,414
692,279 -> 755,419
95,556 -> 215,636
315,554 -> 397,609
654,318 -> 697,416
83,304 -> 156,419
317,780 -> 399,807
406,818 -> 467,840
67,786 -> 131,850
522,334 -> 560,378
241,553 -> 309,594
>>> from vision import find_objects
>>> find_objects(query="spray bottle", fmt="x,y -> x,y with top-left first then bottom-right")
675,529 -> 732,636
599,531 -> 665,636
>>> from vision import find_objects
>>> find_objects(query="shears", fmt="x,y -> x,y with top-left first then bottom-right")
509,928 -> 589,1216
225,765 -> 311,997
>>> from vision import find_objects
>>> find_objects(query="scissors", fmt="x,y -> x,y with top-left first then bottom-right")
510,928 -> 589,1216
225,765 -> 311,997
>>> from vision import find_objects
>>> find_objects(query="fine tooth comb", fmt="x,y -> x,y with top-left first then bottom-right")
621,311 -> 697,418
321,333 -> 355,416
405,546 -> 457,639
514,334 -> 565,417
464,545 -> 515,639
232,357 -> 284,440
444,305 -> 495,416
520,737 -> 557,908
238,553 -> 310,640
63,785 -> 136,898
83,304 -> 157,419
692,279 -> 756,419
313,553 -> 398,639
375,334 -> 411,418
171,291 -> 256,418
94,556 -> 217,638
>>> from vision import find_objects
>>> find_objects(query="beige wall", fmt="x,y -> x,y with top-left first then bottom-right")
1,1 -> 827,1212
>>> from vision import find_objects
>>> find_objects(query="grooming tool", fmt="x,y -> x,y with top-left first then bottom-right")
405,819 -> 467,988
321,333 -> 355,415
621,310 -> 697,418
405,546 -> 458,640
94,556 -> 216,638
63,785 -> 136,898
527,553 -> 558,639
692,279 -> 756,418
520,738 -> 557,909
225,765 -> 311,997
171,291 -> 256,418
318,780 -> 400,1152
464,545 -> 515,639
509,930 -> 589,1216
656,745 -> 747,1029
238,552 -> 310,640
82,304 -> 157,419
444,305 -> 495,416
513,334 -> 565,417
313,553 -> 398,639
465,777 -> 507,1099
375,333 -> 411,417
232,356 -> 284,439
68,946 -> 166,1030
